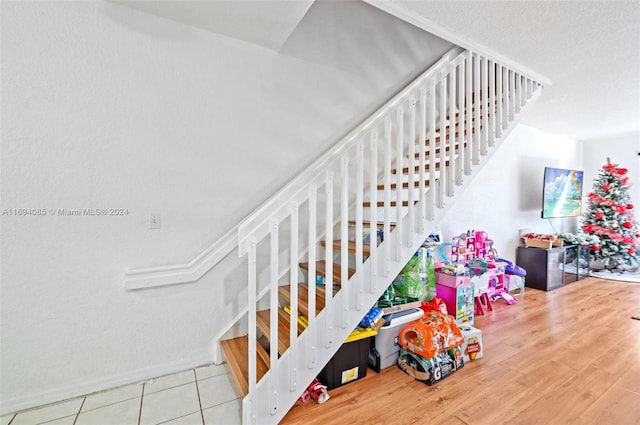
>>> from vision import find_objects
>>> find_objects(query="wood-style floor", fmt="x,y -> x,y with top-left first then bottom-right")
281,277 -> 640,425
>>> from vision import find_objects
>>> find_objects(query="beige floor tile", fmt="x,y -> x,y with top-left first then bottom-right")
145,370 -> 196,395
202,399 -> 242,425
195,363 -> 229,381
197,374 -> 241,410
39,415 -> 76,425
140,383 -> 201,425
75,397 -> 140,425
11,398 -> 84,425
82,382 -> 144,412
160,411 -> 204,424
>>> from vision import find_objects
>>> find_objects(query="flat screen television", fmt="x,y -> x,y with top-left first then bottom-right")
542,167 -> 584,218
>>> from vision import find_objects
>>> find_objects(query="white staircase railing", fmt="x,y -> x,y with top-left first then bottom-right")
232,47 -> 543,424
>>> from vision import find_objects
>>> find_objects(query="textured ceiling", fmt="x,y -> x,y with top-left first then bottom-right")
374,0 -> 640,142
115,0 -> 640,142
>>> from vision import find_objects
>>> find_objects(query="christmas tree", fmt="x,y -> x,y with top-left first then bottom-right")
582,161 -> 639,269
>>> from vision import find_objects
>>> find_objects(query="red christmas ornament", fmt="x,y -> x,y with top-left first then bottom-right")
627,204 -> 634,210
595,211 -> 604,219
602,184 -> 611,191
628,248 -> 635,255
618,168 -> 628,175
592,245 -> 601,251
623,222 -> 634,229
583,224 -> 594,233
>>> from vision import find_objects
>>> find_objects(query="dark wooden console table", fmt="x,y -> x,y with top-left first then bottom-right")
516,245 -> 590,291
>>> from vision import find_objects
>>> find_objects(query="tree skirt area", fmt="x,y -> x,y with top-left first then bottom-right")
589,267 -> 640,283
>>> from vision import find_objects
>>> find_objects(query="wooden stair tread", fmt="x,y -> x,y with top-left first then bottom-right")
320,239 -> 371,256
299,260 -> 355,284
415,144 -> 468,159
377,179 -> 432,190
220,336 -> 270,397
425,131 -> 469,145
363,200 -> 419,208
392,161 -> 443,175
256,308 -> 305,355
278,283 -> 338,317
348,220 -> 396,230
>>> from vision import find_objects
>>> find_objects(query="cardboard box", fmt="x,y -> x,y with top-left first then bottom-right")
523,237 -> 564,249
459,325 -> 483,362
397,346 -> 464,386
373,308 -> 424,370
379,300 -> 422,315
436,272 -> 470,288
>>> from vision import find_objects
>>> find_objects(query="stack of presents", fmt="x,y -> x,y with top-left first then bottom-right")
311,229 -> 527,399
385,229 -> 526,385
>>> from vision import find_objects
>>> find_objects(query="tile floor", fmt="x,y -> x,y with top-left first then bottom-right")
1,364 -> 243,425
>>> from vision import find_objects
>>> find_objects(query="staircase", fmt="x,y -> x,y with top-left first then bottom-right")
219,47 -> 543,424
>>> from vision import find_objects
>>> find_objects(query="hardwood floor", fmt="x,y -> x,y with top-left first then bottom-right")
281,277 -> 640,425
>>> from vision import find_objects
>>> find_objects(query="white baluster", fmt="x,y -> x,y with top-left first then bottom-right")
489,60 -> 496,146
307,187 -> 316,370
395,107 -> 404,260
324,171 -> 333,348
438,71 -> 446,207
269,220 -> 279,415
421,87 -> 430,225
340,157 -> 349,328
503,67 -> 509,130
427,83 -> 436,220
481,56 -> 488,155
497,65 -> 504,134
509,69 -> 515,122
247,237 -> 257,399
369,131 -> 377,293
516,73 -> 522,113
407,100 -> 416,241
355,143 -> 364,310
465,51 -> 473,172
456,58 -> 465,181
289,202 -> 298,392
383,119 -> 392,277
448,63 -> 456,196
473,54 -> 480,165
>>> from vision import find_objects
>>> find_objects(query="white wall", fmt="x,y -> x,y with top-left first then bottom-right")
0,0 -> 453,413
437,125 -> 583,262
582,131 -> 640,208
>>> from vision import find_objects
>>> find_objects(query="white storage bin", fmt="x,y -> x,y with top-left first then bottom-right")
373,308 -> 424,370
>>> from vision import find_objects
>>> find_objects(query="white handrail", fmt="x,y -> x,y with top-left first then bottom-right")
124,226 -> 237,290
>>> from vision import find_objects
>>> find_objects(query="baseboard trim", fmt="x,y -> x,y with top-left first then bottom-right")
0,353 -> 212,416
